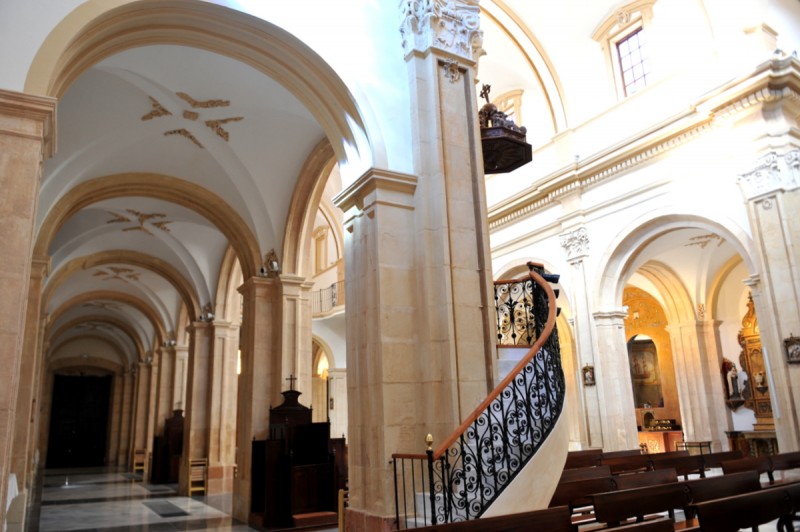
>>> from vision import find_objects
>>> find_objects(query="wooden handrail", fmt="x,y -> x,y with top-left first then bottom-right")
431,267 -> 558,459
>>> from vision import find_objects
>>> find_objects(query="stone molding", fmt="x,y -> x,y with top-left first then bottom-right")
559,227 -> 590,262
738,149 -> 800,201
400,0 -> 484,62
487,58 -> 800,232
333,168 -> 417,215
0,88 -> 57,157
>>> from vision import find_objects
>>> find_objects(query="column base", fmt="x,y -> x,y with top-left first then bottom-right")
344,508 -> 395,532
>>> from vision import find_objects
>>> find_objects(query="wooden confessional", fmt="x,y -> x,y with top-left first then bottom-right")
150,409 -> 184,483
250,383 -> 347,529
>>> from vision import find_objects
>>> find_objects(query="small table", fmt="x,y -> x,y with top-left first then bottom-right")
675,441 -> 712,455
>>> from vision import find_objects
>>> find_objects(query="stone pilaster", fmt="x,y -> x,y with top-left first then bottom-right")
180,321 -> 213,494
118,369 -> 134,467
9,257 -> 48,526
131,360 -> 153,475
0,89 -> 55,521
277,275 -> 314,396
738,151 -> 800,451
233,277 -> 280,521
334,169 -> 419,529
173,346 -> 188,411
153,346 -> 176,441
559,227 -> 602,448
107,373 -> 123,465
665,320 -> 729,451
592,309 -> 639,451
206,321 -> 239,494
327,368 -> 348,440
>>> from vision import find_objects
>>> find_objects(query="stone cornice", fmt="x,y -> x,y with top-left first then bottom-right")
333,168 -> 417,213
487,56 -> 800,232
0,88 -> 57,157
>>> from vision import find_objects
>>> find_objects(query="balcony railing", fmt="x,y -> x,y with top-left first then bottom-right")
392,263 -> 564,528
311,280 -> 345,315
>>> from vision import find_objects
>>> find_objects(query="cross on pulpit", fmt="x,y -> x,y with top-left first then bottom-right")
285,374 -> 297,391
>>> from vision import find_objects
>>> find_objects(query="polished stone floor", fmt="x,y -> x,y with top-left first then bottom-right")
38,467 -> 338,532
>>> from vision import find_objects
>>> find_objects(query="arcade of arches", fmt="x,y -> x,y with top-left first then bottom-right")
1,1 -> 800,531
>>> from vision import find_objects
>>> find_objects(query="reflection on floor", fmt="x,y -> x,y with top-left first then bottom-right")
38,467 -> 338,532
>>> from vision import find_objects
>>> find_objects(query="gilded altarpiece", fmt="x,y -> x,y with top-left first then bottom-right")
737,294 -> 774,431
623,287 -> 682,452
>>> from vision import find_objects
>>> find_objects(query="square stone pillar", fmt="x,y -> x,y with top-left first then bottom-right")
180,321 -> 213,493
0,89 -> 55,521
233,277 -> 281,520
592,309 -> 640,451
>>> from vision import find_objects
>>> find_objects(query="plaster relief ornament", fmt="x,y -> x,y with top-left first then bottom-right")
739,149 -> 800,200
559,227 -> 590,261
400,0 -> 485,63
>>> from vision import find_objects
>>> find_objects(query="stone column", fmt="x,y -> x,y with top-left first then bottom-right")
117,369 -> 134,467
334,169 -> 419,531
0,89 -> 55,521
278,276 -> 314,397
7,257 -> 49,531
131,361 -> 152,471
666,320 -> 729,451
154,346 -> 176,439
233,277 -> 281,520
738,150 -> 800,452
174,346 -> 189,410
593,309 -> 639,451
328,368 -> 348,441
206,321 -> 239,494
559,227 -> 602,448
107,372 -> 123,465
180,321 -> 213,493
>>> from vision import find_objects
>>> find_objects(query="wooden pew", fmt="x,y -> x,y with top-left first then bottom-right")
560,465 -> 611,484
700,450 -> 744,470
612,468 -> 678,490
411,505 -> 576,531
601,453 -> 652,474
591,483 -> 693,529
650,455 -> 705,480
601,449 -> 644,459
769,450 -> 800,483
721,456 -> 774,484
691,483 -> 799,532
610,518 -> 675,531
680,470 -> 761,518
549,476 -> 616,524
565,449 -> 604,469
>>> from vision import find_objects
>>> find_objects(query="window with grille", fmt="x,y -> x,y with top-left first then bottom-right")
617,28 -> 650,96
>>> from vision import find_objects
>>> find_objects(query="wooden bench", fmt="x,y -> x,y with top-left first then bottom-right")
680,470 -> 761,519
132,449 -> 146,474
721,456 -> 774,483
591,482 -> 694,529
700,450 -> 744,470
549,476 -> 616,524
650,455 -> 705,480
188,458 -> 208,495
411,505 -> 576,531
613,468 -> 678,490
610,518 -> 675,531
601,454 -> 652,474
768,450 -> 800,483
691,482 -> 800,532
565,449 -> 604,469
560,465 -> 611,484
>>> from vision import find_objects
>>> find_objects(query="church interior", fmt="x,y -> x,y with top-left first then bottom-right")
1,1 -> 799,531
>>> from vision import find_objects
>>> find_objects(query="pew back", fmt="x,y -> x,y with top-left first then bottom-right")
692,484 -> 796,532
560,465 -> 611,484
411,505 -> 575,532
613,468 -> 678,490
592,483 -> 689,527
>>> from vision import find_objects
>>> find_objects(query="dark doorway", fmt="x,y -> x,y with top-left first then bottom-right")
46,374 -> 112,468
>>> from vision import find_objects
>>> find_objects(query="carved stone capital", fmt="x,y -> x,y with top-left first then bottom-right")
400,0 -> 484,62
560,227 -> 590,262
738,149 -> 800,200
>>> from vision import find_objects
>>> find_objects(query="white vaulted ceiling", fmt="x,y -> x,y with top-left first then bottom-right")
41,42 -> 327,367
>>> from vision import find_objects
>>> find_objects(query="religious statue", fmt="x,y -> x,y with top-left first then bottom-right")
726,365 -> 741,399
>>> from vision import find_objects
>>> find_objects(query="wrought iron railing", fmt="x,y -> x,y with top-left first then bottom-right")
392,263 -> 564,528
311,280 -> 345,315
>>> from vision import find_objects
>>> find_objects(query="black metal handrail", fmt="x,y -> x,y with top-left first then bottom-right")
392,263 -> 565,528
311,280 -> 345,314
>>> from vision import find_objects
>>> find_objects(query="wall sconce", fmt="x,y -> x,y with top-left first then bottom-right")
201,302 -> 215,322
262,249 -> 281,278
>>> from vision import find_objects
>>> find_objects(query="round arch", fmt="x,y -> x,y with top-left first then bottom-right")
35,173 -> 261,280
48,314 -> 146,366
49,290 -> 168,353
48,335 -> 132,373
595,213 -> 757,310
215,245 -> 244,324
637,260 -> 696,324
44,250 -> 202,322
25,0 -> 380,174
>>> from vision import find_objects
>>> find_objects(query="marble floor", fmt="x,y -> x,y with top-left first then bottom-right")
38,467 -> 339,532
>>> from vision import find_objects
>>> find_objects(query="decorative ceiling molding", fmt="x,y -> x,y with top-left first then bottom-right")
107,209 -> 172,236
400,0 -> 484,62
685,233 -> 724,249
92,266 -> 141,283
143,91 -> 244,148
